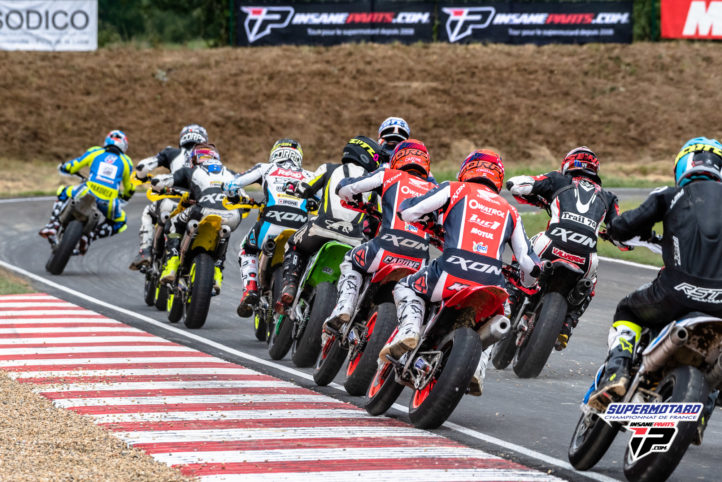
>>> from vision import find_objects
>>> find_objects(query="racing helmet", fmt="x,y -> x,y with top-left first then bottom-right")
378,117 -> 410,150
190,143 -> 223,173
673,137 -> 722,187
390,139 -> 430,178
269,138 -> 303,170
458,149 -> 504,193
341,136 -> 384,172
561,146 -> 599,176
179,124 -> 208,149
104,130 -> 128,154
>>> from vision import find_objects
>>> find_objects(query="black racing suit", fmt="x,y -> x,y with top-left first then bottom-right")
280,162 -> 371,300
609,181 -> 722,326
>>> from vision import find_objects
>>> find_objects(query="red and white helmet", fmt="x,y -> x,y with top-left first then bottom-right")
561,146 -> 599,176
390,139 -> 430,177
458,149 -> 504,192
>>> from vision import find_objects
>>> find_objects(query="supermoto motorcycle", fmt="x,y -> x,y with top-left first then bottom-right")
164,193 -> 254,329
45,173 -> 107,275
269,240 -> 351,366
568,237 -> 722,482
363,226 -> 511,429
491,258 -> 594,378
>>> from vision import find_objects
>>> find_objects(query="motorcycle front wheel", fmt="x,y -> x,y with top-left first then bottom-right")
567,410 -> 619,470
408,326 -> 481,429
143,273 -> 157,307
45,220 -> 84,275
184,252 -> 214,329
292,282 -> 336,368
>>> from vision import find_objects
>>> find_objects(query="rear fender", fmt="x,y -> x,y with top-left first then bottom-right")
302,241 -> 352,289
271,229 -> 296,268
443,285 -> 508,322
371,264 -> 418,286
544,259 -> 584,294
191,214 -> 222,252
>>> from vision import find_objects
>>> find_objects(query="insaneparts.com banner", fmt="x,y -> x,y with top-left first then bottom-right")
236,1 -> 433,46
0,0 -> 97,51
662,0 -> 722,38
438,1 -> 632,44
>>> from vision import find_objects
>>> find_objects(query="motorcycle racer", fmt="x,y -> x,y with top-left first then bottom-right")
151,144 -> 240,293
588,138 -> 722,440
275,136 -> 385,314
223,139 -> 315,317
381,149 -> 541,395
506,147 -> 620,348
129,124 -> 209,270
325,139 -> 437,330
39,130 -> 134,253
377,116 -> 411,159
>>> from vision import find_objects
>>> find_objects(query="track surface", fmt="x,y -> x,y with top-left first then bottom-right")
1,194 -> 720,481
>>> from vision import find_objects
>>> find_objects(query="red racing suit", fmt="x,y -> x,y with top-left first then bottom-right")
397,181 -> 540,302
336,167 -> 437,274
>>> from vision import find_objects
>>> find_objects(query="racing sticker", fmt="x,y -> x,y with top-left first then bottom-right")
235,1 -> 433,45
662,0 -> 722,39
438,1 -> 632,44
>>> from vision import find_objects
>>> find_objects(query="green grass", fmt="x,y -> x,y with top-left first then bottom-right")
0,268 -> 32,295
520,200 -> 663,267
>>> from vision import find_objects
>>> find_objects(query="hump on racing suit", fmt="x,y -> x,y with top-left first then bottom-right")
507,170 -> 619,258
337,167 -> 437,258
400,180 -> 539,289
62,145 -> 135,202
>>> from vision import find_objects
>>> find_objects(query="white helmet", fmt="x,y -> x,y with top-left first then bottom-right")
378,117 -> 411,144
268,138 -> 303,169
179,124 -> 208,149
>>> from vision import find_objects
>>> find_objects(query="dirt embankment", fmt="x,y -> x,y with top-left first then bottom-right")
2,42 -> 721,179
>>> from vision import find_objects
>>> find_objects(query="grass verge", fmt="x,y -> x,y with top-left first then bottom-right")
0,267 -> 33,295
520,200 -> 663,267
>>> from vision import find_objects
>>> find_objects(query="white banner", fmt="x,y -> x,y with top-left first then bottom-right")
0,0 -> 97,51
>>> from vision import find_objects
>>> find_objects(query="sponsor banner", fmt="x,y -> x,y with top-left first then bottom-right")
662,0 -> 722,38
0,0 -> 97,51
236,1 -> 434,46
438,2 -> 632,44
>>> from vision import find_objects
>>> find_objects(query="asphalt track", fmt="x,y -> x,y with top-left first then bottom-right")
1,193 -> 719,482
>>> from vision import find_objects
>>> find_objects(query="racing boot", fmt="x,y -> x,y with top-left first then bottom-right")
323,266 -> 362,332
129,247 -> 152,271
587,321 -> 639,411
275,249 -> 303,314
379,285 -> 425,363
237,251 -> 259,318
160,256 -> 180,284
213,267 -> 223,295
38,221 -> 60,240
469,345 -> 493,396
77,234 -> 91,255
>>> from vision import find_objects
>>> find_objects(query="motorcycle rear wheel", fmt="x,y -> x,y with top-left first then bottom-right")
268,267 -> 295,360
45,220 -> 84,275
408,327 -> 481,429
155,283 -> 168,311
167,290 -> 184,323
184,252 -> 214,329
623,365 -> 709,482
344,302 -> 397,396
567,410 -> 619,470
313,334 -> 348,386
513,291 -> 566,378
491,332 -> 517,370
292,282 -> 336,368
143,274 -> 157,307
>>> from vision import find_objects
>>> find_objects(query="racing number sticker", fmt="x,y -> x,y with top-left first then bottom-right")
97,161 -> 118,182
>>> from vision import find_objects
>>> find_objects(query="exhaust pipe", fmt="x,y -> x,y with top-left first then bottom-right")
478,314 -> 511,350
705,354 -> 722,389
568,278 -> 594,306
641,325 -> 688,373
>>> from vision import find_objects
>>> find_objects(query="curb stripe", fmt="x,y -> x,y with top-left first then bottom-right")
2,361 -> 237,372
71,401 -> 353,415
102,417 -> 407,432
20,374 -> 276,384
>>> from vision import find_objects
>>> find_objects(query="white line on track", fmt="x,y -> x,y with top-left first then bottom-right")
52,394 -> 331,408
0,356 -> 212,367
10,367 -> 257,378
0,196 -> 54,204
0,259 -> 617,482
34,380 -> 296,392
91,409 -> 369,423
0,345 -> 190,355
598,255 -> 657,271
201,469 -> 557,482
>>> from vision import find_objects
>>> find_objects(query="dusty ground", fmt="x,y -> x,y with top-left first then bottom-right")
2,42 -> 721,188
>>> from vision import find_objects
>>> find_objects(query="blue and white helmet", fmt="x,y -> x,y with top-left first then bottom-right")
378,117 -> 410,144
179,124 -> 208,149
673,137 -> 722,187
104,130 -> 128,153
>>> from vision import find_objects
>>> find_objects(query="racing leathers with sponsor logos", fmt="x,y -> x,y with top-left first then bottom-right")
129,124 -> 209,270
151,145 -> 240,293
506,168 -> 619,347
588,138 -> 722,441
224,141 -> 315,318
384,180 -> 540,395
39,131 -> 135,254
325,167 -> 437,328
276,136 -> 387,313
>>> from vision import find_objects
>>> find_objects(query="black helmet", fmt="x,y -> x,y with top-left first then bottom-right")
342,136 -> 386,172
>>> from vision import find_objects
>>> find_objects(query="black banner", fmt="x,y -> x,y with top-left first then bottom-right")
235,1 -> 434,46
438,2 -> 633,44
